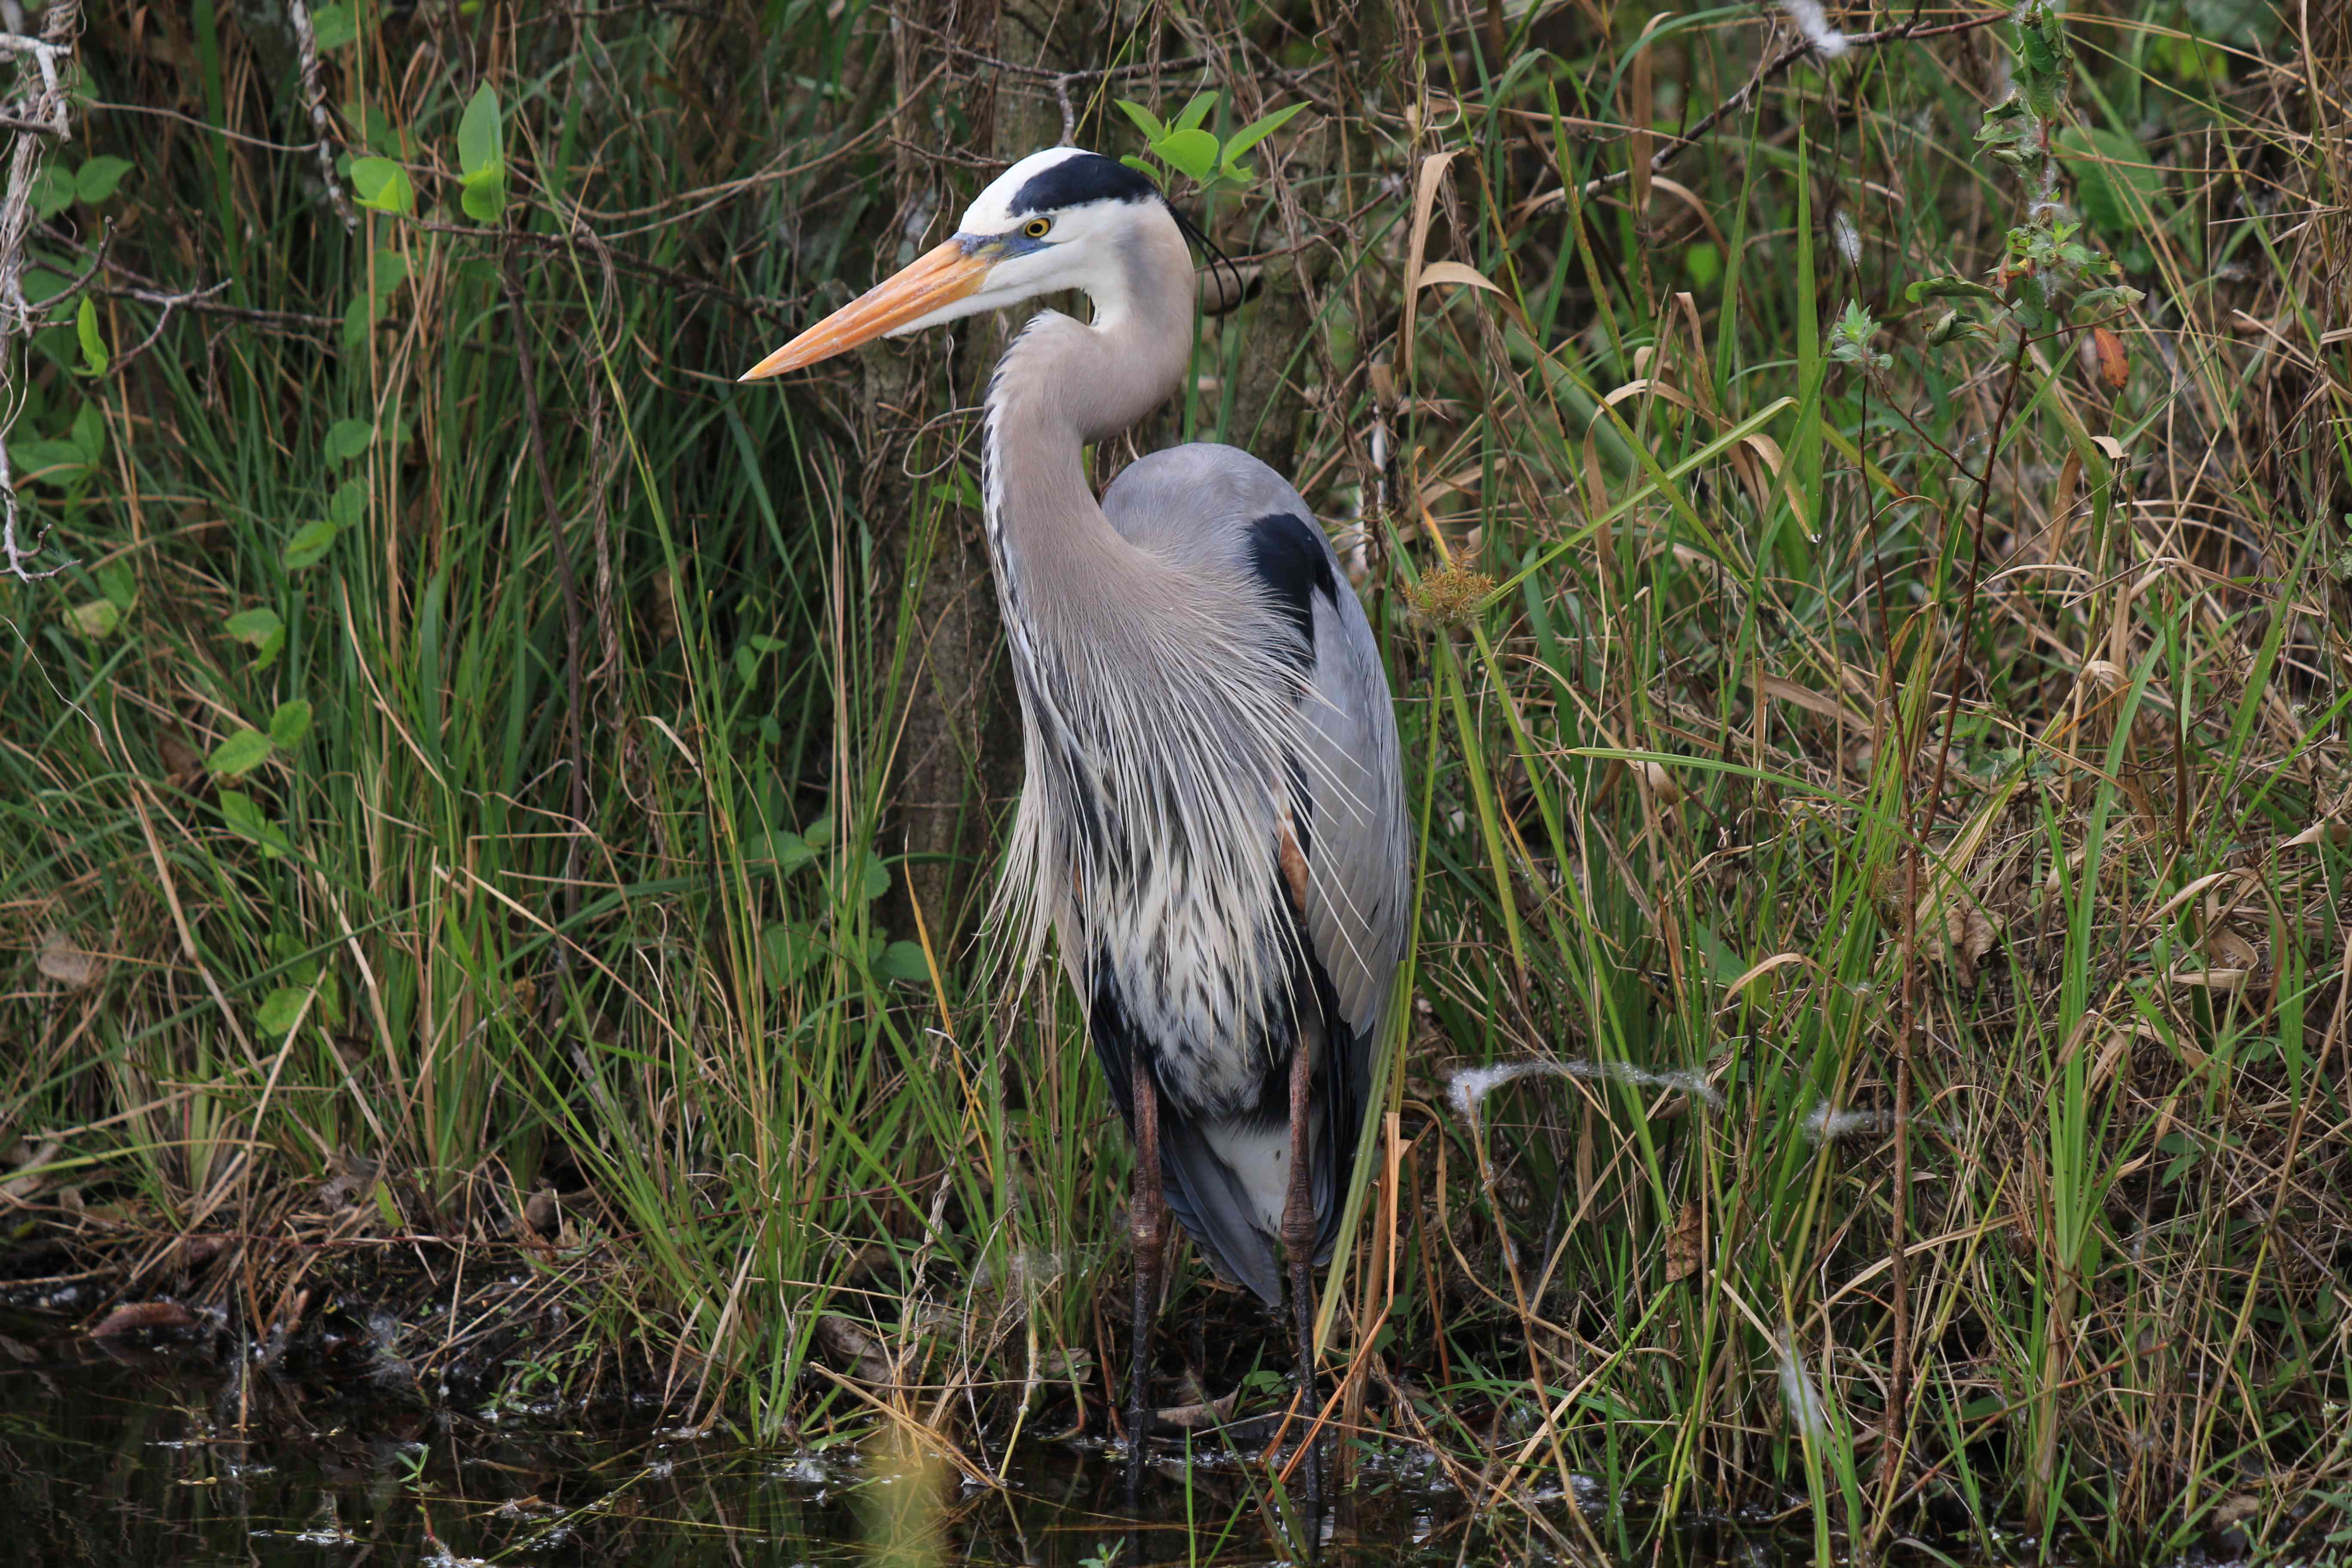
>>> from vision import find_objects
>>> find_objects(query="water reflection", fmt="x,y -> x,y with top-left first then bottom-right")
0,1317 -> 1949,1568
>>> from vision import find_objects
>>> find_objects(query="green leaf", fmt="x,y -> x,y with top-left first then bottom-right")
74,296 -> 107,375
342,100 -> 401,157
764,830 -> 816,875
330,481 -> 367,530
71,400 -> 106,462
97,560 -> 135,612
830,849 -> 891,903
257,987 -> 309,1035
1118,154 -> 1158,179
311,1 -> 358,50
1220,101 -> 1307,165
456,84 -> 503,179
29,166 -> 74,220
1155,128 -> 1219,182
760,922 -> 821,987
224,607 -> 284,648
67,599 -> 119,637
226,606 -> 289,669
269,699 -> 314,749
9,438 -> 89,484
75,156 -> 132,205
282,518 -> 342,570
801,813 -> 833,846
2073,284 -> 2145,319
877,941 -> 931,984
325,418 -> 374,462
219,790 -> 291,858
1682,242 -> 1722,289
1171,91 -> 1219,134
1113,98 -> 1166,141
20,264 -> 74,308
207,728 -> 275,778
349,156 -> 414,214
365,250 -> 409,301
459,167 -> 506,224
2156,1129 -> 2198,1185
218,789 -> 265,836
928,465 -> 981,509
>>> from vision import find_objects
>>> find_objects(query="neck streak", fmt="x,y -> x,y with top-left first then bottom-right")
978,208 -> 1196,651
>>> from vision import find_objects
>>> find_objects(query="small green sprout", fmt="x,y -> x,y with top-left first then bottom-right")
1828,300 -> 1890,371
1115,92 -> 1306,193
456,83 -> 506,222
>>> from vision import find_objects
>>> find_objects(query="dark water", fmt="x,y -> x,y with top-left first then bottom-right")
0,1317 -> 1969,1568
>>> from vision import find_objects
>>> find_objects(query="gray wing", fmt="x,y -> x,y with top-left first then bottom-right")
1293,562 -> 1412,1050
1102,441 -> 1409,1046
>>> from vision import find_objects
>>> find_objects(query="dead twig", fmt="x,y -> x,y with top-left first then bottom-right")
0,0 -> 83,582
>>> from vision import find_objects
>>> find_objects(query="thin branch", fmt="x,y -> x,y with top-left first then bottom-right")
84,100 -> 324,152
417,220 -> 799,325
24,218 -> 111,315
285,0 -> 356,230
91,282 -> 337,332
101,279 -> 233,374
1582,12 -> 2008,196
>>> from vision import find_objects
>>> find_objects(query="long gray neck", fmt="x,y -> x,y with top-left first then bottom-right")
980,205 -> 1196,652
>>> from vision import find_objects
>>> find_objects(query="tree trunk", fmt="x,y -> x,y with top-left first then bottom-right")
865,0 -> 1024,947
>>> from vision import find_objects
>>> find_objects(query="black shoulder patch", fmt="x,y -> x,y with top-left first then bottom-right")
1245,511 -> 1338,662
1008,152 -> 1159,216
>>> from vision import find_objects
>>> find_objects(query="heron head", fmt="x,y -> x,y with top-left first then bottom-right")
739,148 -> 1172,381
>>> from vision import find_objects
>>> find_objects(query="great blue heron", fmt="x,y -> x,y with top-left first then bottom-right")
741,147 -> 1408,1497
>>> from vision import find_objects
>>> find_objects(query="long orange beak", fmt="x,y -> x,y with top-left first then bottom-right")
738,240 -> 990,381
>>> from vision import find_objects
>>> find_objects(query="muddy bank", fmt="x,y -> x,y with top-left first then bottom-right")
0,1187 -> 686,1430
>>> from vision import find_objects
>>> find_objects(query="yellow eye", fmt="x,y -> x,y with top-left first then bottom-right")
1023,217 -> 1051,239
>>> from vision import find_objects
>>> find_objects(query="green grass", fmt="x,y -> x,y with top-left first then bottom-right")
3,0 -> 2347,1557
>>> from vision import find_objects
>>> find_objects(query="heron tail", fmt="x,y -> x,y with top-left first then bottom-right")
1157,1113 -> 1285,1306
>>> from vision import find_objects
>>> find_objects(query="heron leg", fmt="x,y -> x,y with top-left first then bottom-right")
1124,1050 -> 1167,1503
1280,1039 -> 1323,1515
